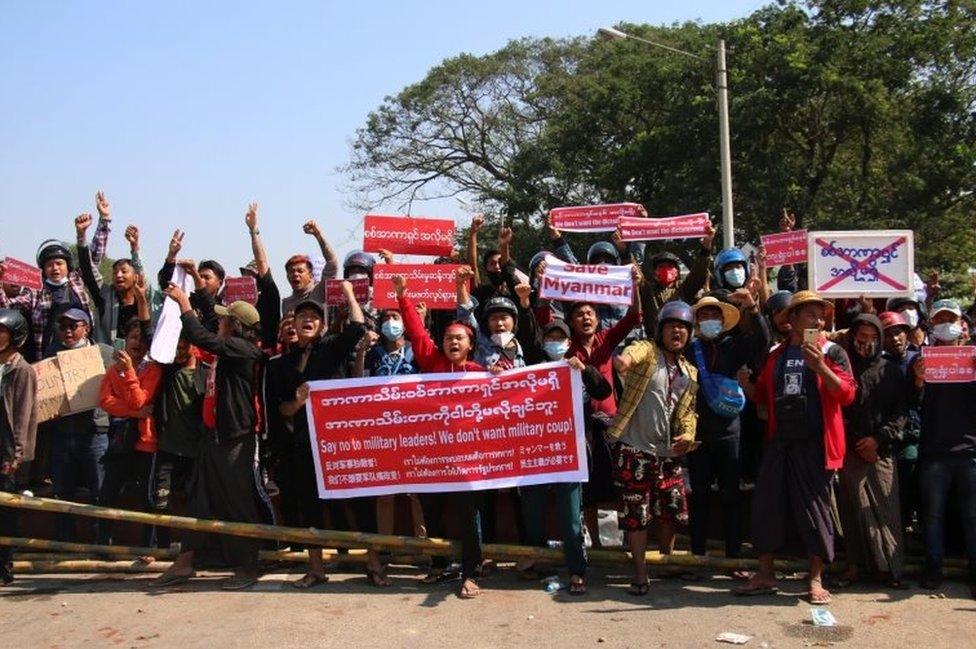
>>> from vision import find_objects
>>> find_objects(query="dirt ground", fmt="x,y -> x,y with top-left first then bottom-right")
2,564 -> 973,649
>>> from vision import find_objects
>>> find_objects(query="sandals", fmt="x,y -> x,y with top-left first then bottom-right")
220,572 -> 258,591
149,571 -> 195,589
627,580 -> 649,596
458,578 -> 481,599
733,579 -> 778,597
808,587 -> 832,605
292,572 -> 329,589
569,575 -> 587,596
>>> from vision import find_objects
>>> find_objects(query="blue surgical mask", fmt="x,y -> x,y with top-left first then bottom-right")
543,340 -> 569,360
381,319 -> 404,341
723,267 -> 746,288
698,319 -> 724,340
932,322 -> 962,343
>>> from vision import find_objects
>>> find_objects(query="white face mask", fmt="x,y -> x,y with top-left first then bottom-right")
490,332 -> 515,348
932,322 -> 962,343
902,308 -> 919,329
45,276 -> 69,288
348,272 -> 368,281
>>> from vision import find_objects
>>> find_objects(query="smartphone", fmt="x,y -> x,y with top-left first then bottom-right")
112,338 -> 126,352
803,328 -> 819,345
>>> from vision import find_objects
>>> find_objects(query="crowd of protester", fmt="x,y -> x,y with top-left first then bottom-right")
0,195 -> 974,603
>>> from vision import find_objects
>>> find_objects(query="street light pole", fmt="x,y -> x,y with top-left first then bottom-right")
598,27 -> 735,248
716,39 -> 734,249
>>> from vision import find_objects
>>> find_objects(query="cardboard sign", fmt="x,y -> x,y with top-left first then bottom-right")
2,257 -> 42,291
363,215 -> 455,257
372,264 -> 462,311
33,345 -> 108,423
539,255 -> 634,306
761,230 -> 808,267
922,346 -> 976,383
305,362 -> 587,498
222,276 -> 258,305
617,213 -> 711,241
550,203 -> 643,233
325,278 -> 370,307
807,230 -> 914,298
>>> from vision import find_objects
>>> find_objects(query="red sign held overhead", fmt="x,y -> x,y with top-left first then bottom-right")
363,215 -> 455,257
2,257 -> 43,291
305,362 -> 588,498
761,230 -> 808,268
617,213 -> 711,242
549,203 -> 643,233
324,278 -> 370,307
372,264 -> 463,311
222,276 -> 258,305
922,346 -> 976,383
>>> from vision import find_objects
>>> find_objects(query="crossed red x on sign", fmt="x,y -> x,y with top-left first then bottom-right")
815,237 -> 908,292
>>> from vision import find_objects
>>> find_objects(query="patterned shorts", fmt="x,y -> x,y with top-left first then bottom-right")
612,443 -> 688,531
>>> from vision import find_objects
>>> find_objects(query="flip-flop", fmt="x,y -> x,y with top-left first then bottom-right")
221,573 -> 258,591
291,573 -> 329,589
808,588 -> 832,605
149,571 -> 195,588
733,584 -> 778,597
458,579 -> 481,599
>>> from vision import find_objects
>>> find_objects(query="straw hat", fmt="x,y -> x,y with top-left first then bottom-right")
786,290 -> 834,318
691,296 -> 740,332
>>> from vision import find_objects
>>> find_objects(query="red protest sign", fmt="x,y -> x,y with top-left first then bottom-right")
761,230 -> 808,267
325,278 -> 370,307
618,213 -> 711,242
549,203 -> 643,233
222,276 -> 258,305
363,215 -> 455,257
2,257 -> 42,291
305,362 -> 587,498
372,264 -> 462,311
922,346 -> 976,383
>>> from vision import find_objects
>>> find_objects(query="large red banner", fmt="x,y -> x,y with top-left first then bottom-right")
363,215 -> 455,257
760,230 -> 808,267
550,203 -> 643,233
2,257 -> 43,291
922,346 -> 976,383
618,213 -> 711,241
372,264 -> 461,310
305,362 -> 587,498
222,276 -> 258,305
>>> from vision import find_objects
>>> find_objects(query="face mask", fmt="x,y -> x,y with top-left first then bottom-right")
698,319 -> 724,340
854,340 -> 878,358
45,276 -> 69,288
490,331 -> 515,348
381,319 -> 404,341
723,267 -> 747,288
543,340 -> 569,360
348,272 -> 368,281
654,266 -> 678,286
902,308 -> 919,329
932,322 -> 962,343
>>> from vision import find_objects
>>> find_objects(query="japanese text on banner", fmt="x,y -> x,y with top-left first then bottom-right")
538,255 -> 633,306
550,203 -> 643,233
305,362 -> 588,498
362,215 -> 455,257
617,213 -> 711,242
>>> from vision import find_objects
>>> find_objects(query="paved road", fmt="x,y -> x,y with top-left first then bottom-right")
2,565 -> 973,648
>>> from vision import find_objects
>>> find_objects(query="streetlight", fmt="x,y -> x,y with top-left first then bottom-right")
598,26 -> 735,249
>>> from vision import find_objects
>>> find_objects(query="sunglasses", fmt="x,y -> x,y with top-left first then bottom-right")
59,321 -> 86,332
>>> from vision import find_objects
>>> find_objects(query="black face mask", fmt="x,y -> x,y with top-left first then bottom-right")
487,271 -> 504,287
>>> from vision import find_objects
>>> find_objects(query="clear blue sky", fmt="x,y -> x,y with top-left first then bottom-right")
0,1 -> 765,277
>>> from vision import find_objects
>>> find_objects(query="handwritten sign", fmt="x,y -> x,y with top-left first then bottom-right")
222,276 -> 258,305
760,230 -> 808,267
305,362 -> 587,498
2,257 -> 42,291
372,264 -> 462,311
325,278 -> 370,307
363,215 -> 455,257
922,346 -> 976,383
550,203 -> 643,233
33,345 -> 107,423
617,213 -> 711,242
807,230 -> 914,298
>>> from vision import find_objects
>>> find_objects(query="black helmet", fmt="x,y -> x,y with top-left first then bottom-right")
886,296 -> 926,319
343,250 -> 376,279
765,290 -> 793,316
36,239 -> 73,271
0,308 -> 29,349
587,241 -> 620,265
656,300 -> 694,339
649,251 -> 681,269
484,296 -> 518,319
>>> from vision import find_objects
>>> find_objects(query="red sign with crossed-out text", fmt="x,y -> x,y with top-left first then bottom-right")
305,362 -> 588,498
922,346 -> 976,383
372,263 -> 462,310
363,215 -> 455,257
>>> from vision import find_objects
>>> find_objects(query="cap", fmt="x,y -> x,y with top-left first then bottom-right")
542,319 -> 571,339
60,308 -> 91,325
293,298 -> 325,319
931,298 -> 962,319
214,301 -> 260,328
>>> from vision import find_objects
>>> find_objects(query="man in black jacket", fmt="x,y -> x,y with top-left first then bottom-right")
835,313 -> 908,588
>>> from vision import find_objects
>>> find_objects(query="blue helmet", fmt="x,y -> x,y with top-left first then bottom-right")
765,290 -> 793,316
712,248 -> 750,289
587,241 -> 620,265
656,300 -> 694,340
343,250 -> 376,279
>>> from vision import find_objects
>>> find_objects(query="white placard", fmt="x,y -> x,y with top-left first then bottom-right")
807,230 -> 914,298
